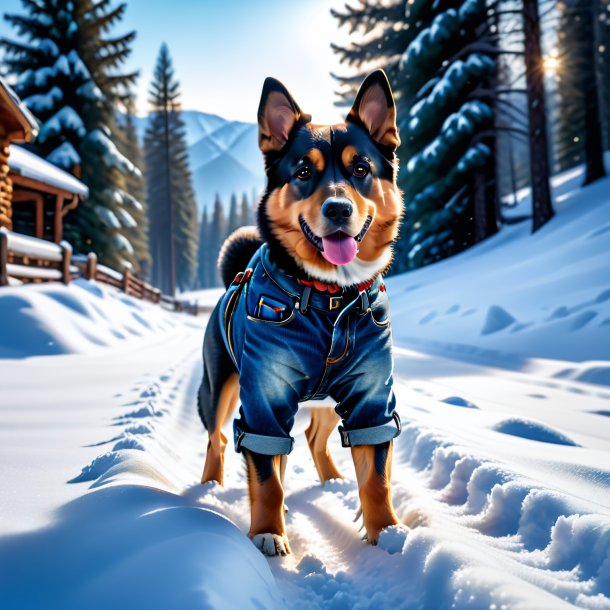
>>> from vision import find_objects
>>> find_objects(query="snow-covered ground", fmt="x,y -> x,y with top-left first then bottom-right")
1,169 -> 609,609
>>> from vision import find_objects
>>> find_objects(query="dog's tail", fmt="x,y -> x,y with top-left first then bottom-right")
218,225 -> 263,289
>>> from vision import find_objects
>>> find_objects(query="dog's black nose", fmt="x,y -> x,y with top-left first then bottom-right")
322,198 -> 353,223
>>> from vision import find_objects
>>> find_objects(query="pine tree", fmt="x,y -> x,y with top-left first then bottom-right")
196,206 -> 209,288
240,192 -> 253,227
210,193 -> 226,287
116,96 -> 150,278
1,0 -> 142,267
227,193 -> 239,235
333,0 -> 499,271
145,44 -> 198,295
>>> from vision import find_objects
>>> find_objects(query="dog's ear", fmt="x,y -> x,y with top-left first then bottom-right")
258,77 -> 310,154
346,70 -> 400,150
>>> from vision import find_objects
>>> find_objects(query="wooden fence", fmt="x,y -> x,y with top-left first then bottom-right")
0,227 -> 195,313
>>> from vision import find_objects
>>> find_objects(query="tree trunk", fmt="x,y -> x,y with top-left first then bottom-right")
582,0 -> 606,185
473,162 -> 499,242
522,0 -> 555,232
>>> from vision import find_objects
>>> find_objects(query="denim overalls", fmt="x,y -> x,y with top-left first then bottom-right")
219,244 -> 401,455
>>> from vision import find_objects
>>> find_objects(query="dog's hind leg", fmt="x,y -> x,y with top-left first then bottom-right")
199,300 -> 239,486
351,441 -> 399,544
245,450 -> 290,556
305,407 -> 343,484
201,372 -> 239,485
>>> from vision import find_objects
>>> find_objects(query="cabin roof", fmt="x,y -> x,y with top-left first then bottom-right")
0,77 -> 39,142
9,145 -> 89,198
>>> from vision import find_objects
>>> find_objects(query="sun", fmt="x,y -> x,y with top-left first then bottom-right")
543,50 -> 561,75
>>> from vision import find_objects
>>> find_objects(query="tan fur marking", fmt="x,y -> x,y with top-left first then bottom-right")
246,453 -> 289,550
201,373 -> 240,486
304,407 -> 343,484
305,148 -> 325,172
356,178 -> 403,264
351,443 -> 399,544
266,186 -> 336,274
341,145 -> 360,169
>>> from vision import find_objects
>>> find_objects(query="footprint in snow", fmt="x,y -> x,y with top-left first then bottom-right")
114,403 -> 163,420
139,384 -> 161,399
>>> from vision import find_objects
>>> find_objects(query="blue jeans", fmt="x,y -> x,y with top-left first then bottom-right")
219,244 -> 400,455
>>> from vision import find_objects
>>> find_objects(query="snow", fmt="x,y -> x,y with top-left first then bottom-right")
1,171 -> 610,608
95,205 -> 120,229
116,207 -> 137,228
8,145 -> 88,196
23,85 -> 63,114
387,170 -> 610,363
37,105 -> 86,143
86,128 -> 142,177
47,140 -> 81,169
113,232 -> 134,255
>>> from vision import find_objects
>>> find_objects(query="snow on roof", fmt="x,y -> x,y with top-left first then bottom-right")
8,145 -> 89,198
0,76 -> 39,141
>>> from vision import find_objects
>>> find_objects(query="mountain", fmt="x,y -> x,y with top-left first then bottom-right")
131,110 -> 265,214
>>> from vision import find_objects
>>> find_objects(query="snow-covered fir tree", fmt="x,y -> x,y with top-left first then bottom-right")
145,44 -> 198,295
1,0 -> 142,268
333,0 -> 499,271
116,96 -> 151,278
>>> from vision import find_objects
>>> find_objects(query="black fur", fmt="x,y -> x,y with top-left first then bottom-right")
218,227 -> 263,289
197,299 -> 237,432
244,449 -> 275,483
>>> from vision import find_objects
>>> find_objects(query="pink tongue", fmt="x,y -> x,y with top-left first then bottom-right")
321,232 -> 358,265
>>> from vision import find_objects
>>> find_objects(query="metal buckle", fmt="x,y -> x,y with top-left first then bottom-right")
338,426 -> 351,447
234,429 -> 246,452
329,296 -> 342,311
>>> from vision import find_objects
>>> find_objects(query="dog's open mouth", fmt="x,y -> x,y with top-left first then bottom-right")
299,215 -> 373,266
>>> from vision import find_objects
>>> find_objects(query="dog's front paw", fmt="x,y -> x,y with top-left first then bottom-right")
251,533 -> 291,557
377,524 -> 409,554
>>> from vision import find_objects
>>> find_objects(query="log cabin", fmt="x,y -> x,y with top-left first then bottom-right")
0,76 -> 88,243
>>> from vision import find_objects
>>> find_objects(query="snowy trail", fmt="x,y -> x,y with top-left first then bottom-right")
0,314 -> 610,609
1,298 -> 610,608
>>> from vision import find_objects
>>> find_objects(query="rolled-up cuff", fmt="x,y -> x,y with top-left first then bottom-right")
233,420 -> 295,455
338,412 -> 401,447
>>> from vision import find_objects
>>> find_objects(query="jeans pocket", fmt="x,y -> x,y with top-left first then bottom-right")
247,294 -> 295,325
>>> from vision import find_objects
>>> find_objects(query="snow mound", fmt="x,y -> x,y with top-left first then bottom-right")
0,279 -> 183,359
492,417 -> 579,446
441,395 -> 478,409
481,305 -> 516,335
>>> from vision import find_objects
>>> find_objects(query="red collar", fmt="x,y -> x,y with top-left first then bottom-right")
297,276 -> 379,294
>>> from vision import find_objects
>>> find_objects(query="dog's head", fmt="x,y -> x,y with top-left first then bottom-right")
256,70 -> 403,287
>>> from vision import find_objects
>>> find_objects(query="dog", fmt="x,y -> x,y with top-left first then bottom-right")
197,69 -> 404,557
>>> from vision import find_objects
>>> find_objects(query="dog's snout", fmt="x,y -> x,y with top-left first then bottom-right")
322,198 -> 353,223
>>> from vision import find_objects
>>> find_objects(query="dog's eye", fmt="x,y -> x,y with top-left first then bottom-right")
353,162 -> 370,178
295,166 -> 312,181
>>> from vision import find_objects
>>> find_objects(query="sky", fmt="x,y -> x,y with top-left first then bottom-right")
0,0 -> 349,124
